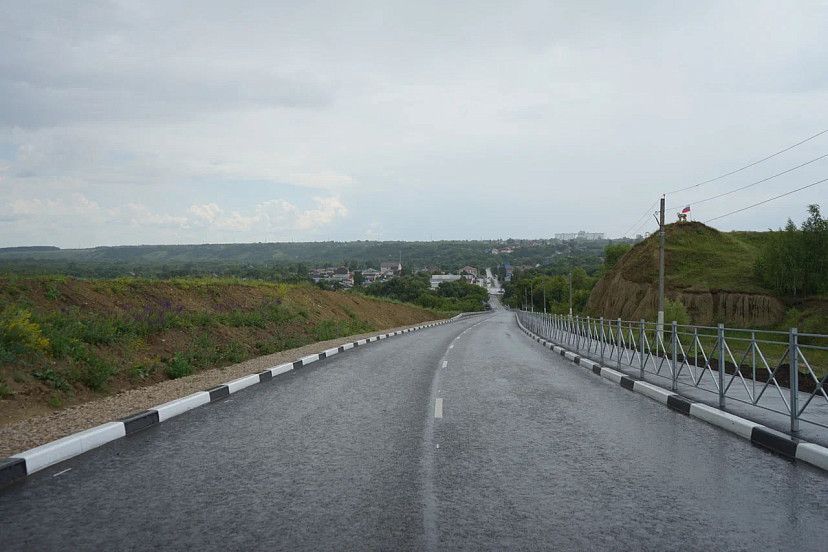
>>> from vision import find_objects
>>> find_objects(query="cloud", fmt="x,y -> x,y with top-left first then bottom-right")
1,1 -> 826,247
187,203 -> 222,225
186,196 -> 349,233
111,203 -> 189,229
10,194 -> 101,217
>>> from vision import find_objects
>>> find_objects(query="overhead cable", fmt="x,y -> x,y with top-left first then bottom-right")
703,177 -> 828,223
667,128 -> 828,194
667,152 -> 828,210
620,199 -> 659,238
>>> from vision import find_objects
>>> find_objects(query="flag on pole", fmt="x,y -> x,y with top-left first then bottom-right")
681,205 -> 691,213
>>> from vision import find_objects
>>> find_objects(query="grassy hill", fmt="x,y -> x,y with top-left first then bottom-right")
617,222 -> 770,293
587,222 -> 827,331
0,276 -> 443,425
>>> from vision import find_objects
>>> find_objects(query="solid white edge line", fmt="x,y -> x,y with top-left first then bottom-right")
156,391 -> 211,422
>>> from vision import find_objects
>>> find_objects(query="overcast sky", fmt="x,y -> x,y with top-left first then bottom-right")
1,1 -> 826,248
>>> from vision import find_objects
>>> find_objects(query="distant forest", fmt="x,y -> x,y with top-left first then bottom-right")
0,238 -> 621,280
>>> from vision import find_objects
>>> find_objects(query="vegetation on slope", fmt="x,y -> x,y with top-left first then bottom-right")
0,276 -> 442,424
586,205 -> 827,333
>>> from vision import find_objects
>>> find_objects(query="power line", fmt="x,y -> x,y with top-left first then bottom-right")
620,199 -> 659,238
667,128 -> 828,194
703,177 -> 828,223
668,152 -> 828,210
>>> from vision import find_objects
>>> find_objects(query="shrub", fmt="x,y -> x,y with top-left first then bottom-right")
0,378 -> 12,398
164,353 -> 193,379
33,368 -> 72,391
129,360 -> 158,379
77,357 -> 116,391
80,315 -> 120,345
664,299 -> 690,326
0,306 -> 50,357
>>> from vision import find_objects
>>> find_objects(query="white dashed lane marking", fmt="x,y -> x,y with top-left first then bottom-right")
435,398 -> 443,418
442,361 -> 448,368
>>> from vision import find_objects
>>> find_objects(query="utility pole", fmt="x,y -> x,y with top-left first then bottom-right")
543,277 -> 547,314
568,248 -> 573,317
657,195 -> 666,342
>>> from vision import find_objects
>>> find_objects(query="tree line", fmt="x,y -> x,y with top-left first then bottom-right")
359,274 -> 489,312
754,204 -> 827,297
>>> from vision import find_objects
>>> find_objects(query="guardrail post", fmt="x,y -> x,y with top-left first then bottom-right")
639,319 -> 645,379
790,327 -> 799,434
616,318 -> 622,369
599,317 -> 604,363
718,323 -> 726,409
575,315 -> 580,353
586,316 -> 591,352
671,320 -> 678,391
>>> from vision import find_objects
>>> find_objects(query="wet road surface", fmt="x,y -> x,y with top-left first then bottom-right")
1,310 -> 827,550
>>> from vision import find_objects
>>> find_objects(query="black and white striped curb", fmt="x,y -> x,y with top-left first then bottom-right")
0,318 -> 463,488
515,314 -> 828,473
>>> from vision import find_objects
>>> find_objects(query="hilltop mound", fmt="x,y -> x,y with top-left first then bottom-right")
586,222 -> 786,326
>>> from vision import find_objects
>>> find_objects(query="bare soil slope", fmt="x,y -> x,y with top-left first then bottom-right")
586,222 -> 787,326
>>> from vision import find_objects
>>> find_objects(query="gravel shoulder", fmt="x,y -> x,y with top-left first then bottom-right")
0,321 -> 445,458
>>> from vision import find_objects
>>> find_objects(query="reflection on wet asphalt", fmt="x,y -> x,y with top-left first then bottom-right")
1,310 -> 826,551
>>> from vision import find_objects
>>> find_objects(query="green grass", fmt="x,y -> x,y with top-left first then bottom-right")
0,275 -> 440,398
313,318 -> 376,342
620,223 -> 770,293
163,335 -> 250,379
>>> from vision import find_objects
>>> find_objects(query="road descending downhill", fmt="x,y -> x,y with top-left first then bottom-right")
1,309 -> 826,550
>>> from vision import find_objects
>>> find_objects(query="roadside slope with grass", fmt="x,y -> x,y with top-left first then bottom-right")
586,222 -> 828,328
0,276 -> 443,428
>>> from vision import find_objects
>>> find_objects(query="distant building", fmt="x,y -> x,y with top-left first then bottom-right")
460,266 -> 478,277
380,261 -> 401,275
361,268 -> 381,283
430,274 -> 462,289
554,231 -> 605,241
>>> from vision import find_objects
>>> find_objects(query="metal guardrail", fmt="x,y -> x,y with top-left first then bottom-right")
516,310 -> 828,433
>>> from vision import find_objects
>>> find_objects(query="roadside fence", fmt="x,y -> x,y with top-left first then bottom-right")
516,310 -> 828,434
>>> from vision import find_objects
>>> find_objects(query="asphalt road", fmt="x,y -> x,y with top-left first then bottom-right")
1,309 -> 827,551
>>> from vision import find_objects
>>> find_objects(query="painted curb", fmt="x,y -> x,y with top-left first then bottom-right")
1,314 -> 491,489
514,313 -> 828,474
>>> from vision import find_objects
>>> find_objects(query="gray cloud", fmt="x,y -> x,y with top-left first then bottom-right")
1,0 -> 826,247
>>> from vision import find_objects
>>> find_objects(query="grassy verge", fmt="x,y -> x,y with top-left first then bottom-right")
0,276 -> 443,417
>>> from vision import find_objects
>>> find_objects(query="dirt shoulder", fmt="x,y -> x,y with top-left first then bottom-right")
0,321 -> 445,458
